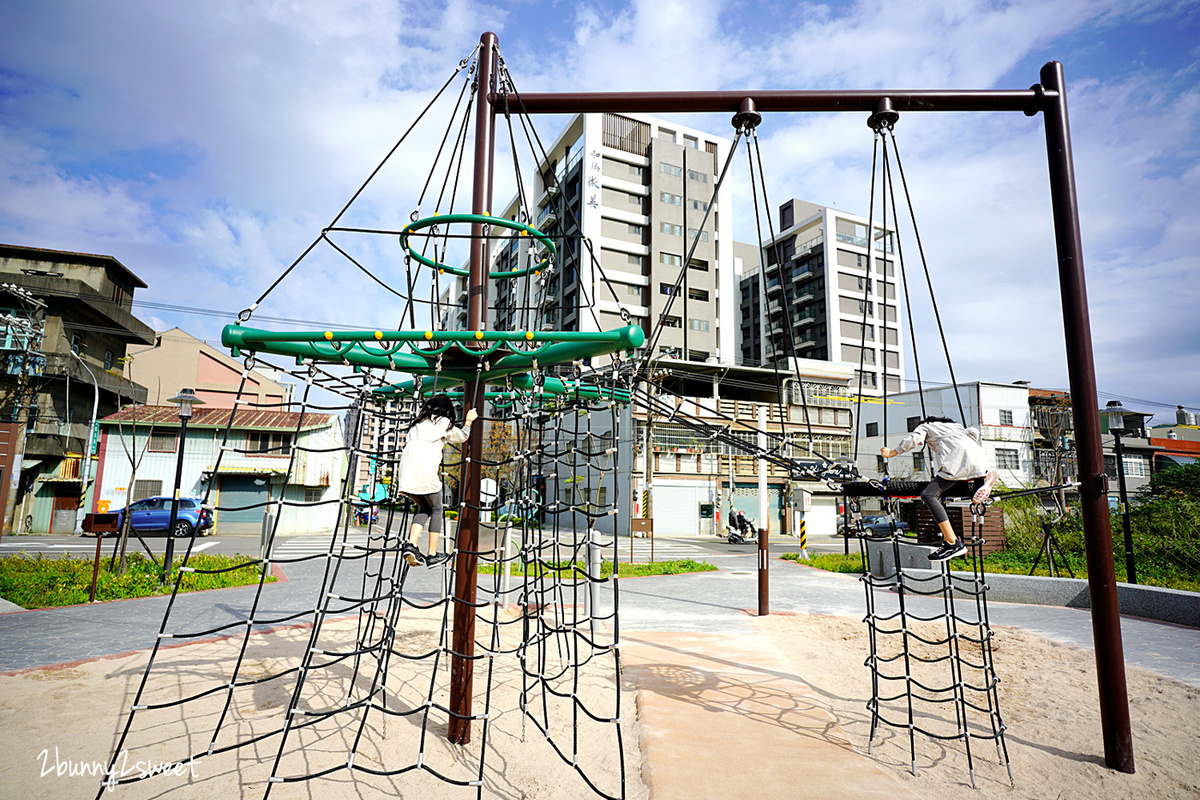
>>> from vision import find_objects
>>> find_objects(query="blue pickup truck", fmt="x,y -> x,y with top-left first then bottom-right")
107,497 -> 215,538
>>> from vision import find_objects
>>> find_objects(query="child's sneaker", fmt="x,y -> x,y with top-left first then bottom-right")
928,540 -> 967,562
402,542 -> 425,567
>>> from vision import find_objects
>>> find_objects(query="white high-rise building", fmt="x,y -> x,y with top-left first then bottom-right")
740,199 -> 905,396
440,113 -> 736,364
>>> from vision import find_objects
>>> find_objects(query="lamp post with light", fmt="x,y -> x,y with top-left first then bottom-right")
162,388 -> 205,583
1102,400 -> 1137,585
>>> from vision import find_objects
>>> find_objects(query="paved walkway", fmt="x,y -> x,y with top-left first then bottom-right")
1,552 -> 1197,799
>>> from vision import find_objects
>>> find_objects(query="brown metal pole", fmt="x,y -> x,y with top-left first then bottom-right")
448,30 -> 497,747
1039,60 -> 1134,773
757,525 -> 769,616
499,88 -> 1046,115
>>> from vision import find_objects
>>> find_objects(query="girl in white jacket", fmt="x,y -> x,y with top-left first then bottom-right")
397,394 -> 477,567
880,415 -> 998,561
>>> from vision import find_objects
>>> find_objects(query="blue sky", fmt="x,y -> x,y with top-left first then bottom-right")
1,0 -> 1197,422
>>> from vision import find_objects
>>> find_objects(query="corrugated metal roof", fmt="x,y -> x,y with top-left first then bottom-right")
99,405 -> 333,431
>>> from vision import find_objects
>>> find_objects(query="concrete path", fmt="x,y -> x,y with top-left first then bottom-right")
623,628 -> 914,799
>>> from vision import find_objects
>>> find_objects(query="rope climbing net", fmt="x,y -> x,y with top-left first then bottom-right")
97,41 -> 636,799
854,507 -> 1013,788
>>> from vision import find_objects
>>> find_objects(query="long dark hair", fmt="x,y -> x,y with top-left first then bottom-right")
923,415 -> 956,425
411,393 -> 457,428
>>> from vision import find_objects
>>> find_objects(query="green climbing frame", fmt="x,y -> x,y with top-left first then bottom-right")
400,213 -> 555,278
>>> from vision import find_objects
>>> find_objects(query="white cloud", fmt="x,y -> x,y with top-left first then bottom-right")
0,0 -> 1196,417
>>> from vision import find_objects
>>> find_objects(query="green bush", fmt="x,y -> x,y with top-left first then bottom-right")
0,552 -> 274,609
984,480 -> 1200,591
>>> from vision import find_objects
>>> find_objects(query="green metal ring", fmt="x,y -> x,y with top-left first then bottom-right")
400,213 -> 556,278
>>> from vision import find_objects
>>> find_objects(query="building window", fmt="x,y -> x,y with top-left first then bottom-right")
688,199 -> 709,212
627,253 -> 646,267
688,318 -> 709,332
70,333 -> 84,354
626,284 -> 644,298
628,164 -> 644,177
687,229 -> 709,242
660,222 -> 682,236
688,350 -> 710,361
999,409 -> 1014,425
660,163 -> 682,176
913,452 -> 926,472
132,479 -> 163,502
304,487 -> 324,504
659,283 -> 675,296
660,192 -> 682,205
661,315 -> 681,328
687,287 -> 709,301
149,431 -> 178,452
687,169 -> 707,183
907,416 -> 921,432
660,252 -> 682,266
995,448 -> 1020,470
247,431 -> 293,455
688,258 -> 709,271
857,299 -> 874,314
104,350 -> 114,371
684,135 -> 698,149
865,422 -> 878,437
1122,454 -> 1147,478
856,370 -> 877,389
627,222 -> 644,236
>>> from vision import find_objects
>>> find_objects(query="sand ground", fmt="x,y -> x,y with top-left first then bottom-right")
755,612 -> 1200,800
0,608 -> 1196,799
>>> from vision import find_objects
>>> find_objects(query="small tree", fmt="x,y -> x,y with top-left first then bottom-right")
1147,462 -> 1200,500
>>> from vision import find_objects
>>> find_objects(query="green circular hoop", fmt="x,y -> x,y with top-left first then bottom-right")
400,213 -> 556,279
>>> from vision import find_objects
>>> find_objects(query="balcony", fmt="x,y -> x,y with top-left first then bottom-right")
42,353 -> 147,402
788,233 -> 824,259
981,424 -> 1034,443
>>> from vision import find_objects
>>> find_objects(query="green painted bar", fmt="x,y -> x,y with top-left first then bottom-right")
222,324 -> 643,369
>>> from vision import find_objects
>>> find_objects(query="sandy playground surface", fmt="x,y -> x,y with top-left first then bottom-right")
0,606 -> 1196,799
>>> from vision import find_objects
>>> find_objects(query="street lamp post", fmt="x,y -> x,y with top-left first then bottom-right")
162,388 -> 205,583
1102,401 -> 1137,585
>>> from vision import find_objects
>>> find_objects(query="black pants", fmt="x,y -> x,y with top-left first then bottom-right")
920,476 -> 984,525
406,491 -> 444,534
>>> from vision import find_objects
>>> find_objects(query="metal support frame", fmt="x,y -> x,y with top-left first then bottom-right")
448,30 -> 497,746
448,33 -> 1131,772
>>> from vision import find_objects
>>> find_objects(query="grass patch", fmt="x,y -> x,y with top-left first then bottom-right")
477,557 -> 717,579
780,551 -> 866,574
0,552 -> 274,609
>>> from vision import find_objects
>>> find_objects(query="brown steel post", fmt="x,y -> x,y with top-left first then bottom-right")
1039,60 -> 1134,773
757,526 -> 769,615
448,30 -> 497,746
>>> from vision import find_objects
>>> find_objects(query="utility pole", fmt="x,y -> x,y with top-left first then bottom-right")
0,286 -> 46,539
